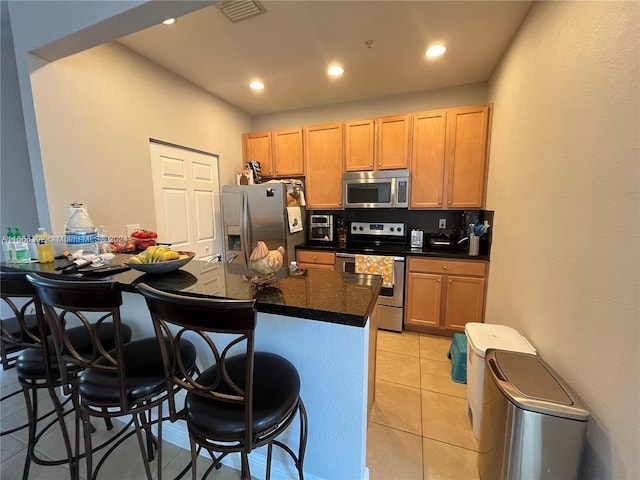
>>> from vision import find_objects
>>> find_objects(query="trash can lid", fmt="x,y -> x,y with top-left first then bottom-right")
464,322 -> 536,358
487,349 -> 590,421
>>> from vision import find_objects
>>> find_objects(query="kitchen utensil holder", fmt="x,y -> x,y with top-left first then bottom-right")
469,235 -> 479,256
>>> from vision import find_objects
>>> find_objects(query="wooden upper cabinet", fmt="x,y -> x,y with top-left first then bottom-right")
304,122 -> 344,209
243,131 -> 273,177
410,111 -> 447,208
345,119 -> 375,171
376,114 -> 411,170
273,128 -> 304,176
410,104 -> 491,209
446,105 -> 491,208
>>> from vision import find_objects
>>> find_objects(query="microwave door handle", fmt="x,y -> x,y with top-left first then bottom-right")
390,178 -> 396,207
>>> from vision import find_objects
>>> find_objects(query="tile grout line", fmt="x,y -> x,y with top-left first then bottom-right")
418,334 -> 426,480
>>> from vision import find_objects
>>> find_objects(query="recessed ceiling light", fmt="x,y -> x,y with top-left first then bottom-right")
249,81 -> 264,90
162,18 -> 176,25
426,45 -> 446,57
328,65 -> 344,77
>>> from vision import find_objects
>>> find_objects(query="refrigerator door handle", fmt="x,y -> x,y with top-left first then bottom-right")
241,190 -> 251,265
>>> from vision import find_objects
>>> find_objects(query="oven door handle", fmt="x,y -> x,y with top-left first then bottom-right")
337,252 -> 405,262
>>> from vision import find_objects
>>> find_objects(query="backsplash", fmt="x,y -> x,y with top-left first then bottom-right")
306,209 -> 494,257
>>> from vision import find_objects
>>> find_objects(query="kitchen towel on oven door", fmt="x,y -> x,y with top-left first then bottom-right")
355,255 -> 394,288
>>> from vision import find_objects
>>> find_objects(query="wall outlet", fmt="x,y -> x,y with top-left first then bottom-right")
125,224 -> 140,236
439,219 -> 447,229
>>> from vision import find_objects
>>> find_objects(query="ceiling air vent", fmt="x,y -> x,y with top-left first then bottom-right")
216,0 -> 266,23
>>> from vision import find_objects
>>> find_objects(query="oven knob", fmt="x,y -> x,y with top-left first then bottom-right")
352,226 -> 357,231
358,226 -> 364,231
397,226 -> 402,233
390,227 -> 395,232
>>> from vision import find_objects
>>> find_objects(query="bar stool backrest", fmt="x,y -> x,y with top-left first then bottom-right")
135,283 -> 257,441
26,273 -> 127,404
0,271 -> 43,350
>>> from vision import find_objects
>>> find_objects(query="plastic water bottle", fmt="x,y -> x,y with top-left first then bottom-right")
97,225 -> 111,254
64,204 -> 99,255
13,228 -> 30,263
3,228 -> 15,263
35,227 -> 55,263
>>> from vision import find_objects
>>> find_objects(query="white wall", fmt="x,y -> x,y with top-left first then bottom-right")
5,0 -> 213,231
486,2 -> 639,478
0,1 -> 38,235
253,82 -> 487,131
29,41 -> 250,237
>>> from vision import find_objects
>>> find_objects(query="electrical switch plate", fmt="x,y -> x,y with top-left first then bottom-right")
126,224 -> 140,236
439,219 -> 447,229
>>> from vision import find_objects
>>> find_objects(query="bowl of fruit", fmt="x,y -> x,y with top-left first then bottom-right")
124,246 -> 195,274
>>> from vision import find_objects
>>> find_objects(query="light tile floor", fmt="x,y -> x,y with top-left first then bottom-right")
1,330 -> 478,479
367,330 -> 480,480
0,367 -> 239,480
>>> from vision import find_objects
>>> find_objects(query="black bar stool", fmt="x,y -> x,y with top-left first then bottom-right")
1,271 -> 44,438
1,271 -> 133,479
136,282 -> 308,480
27,273 -> 197,480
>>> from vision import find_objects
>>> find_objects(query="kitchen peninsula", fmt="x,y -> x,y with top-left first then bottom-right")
2,256 -> 382,480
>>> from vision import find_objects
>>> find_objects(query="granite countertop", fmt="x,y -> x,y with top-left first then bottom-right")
1,255 -> 382,328
297,243 -> 491,261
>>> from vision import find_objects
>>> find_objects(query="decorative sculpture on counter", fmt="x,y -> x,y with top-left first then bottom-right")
253,286 -> 285,305
248,240 -> 285,279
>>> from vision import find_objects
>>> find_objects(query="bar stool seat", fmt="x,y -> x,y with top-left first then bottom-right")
16,322 -> 129,378
187,352 -> 300,441
79,337 -> 190,404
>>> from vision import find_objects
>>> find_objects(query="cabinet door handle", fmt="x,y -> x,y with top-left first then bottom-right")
313,256 -> 317,260
443,265 -> 448,270
437,279 -> 441,284
449,279 -> 453,284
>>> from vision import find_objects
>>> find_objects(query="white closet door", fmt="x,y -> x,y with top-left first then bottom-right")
150,142 -> 222,260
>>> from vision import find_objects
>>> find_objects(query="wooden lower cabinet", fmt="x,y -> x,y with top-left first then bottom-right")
404,257 -> 487,335
296,250 -> 335,271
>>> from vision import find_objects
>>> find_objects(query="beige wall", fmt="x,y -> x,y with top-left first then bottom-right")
486,1 -> 639,478
252,82 -> 487,131
29,42 -> 251,237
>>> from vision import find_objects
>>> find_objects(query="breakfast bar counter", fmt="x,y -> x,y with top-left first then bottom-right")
2,256 -> 381,480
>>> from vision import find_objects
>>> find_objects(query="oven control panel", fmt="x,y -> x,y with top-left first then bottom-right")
350,222 -> 406,237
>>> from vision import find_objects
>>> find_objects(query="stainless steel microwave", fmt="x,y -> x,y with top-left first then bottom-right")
343,170 -> 409,208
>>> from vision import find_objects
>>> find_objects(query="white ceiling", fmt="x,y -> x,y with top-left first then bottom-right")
117,1 -> 533,116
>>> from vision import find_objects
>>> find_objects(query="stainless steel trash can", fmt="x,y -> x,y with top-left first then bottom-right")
465,322 -> 536,439
478,349 -> 589,480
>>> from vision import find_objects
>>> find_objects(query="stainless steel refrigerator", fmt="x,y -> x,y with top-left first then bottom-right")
222,183 -> 305,268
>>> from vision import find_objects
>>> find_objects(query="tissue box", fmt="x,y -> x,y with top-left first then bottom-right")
447,333 -> 467,384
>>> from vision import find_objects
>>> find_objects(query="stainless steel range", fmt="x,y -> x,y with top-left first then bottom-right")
335,222 -> 407,332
